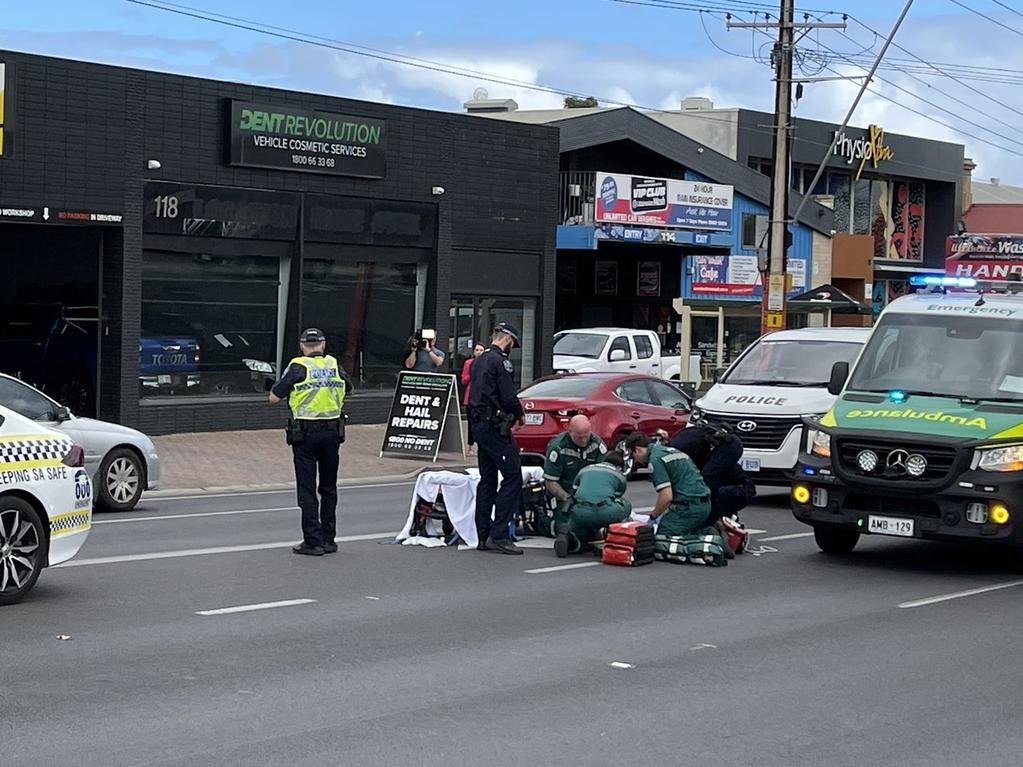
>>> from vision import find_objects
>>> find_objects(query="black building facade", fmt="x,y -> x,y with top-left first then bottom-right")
0,51 -> 559,434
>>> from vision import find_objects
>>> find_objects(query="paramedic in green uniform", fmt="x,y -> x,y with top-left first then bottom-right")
541,415 -> 607,537
555,451 -> 632,558
625,432 -> 711,536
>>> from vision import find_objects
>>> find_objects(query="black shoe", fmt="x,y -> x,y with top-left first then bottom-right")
292,543 -> 324,556
322,542 -> 338,554
477,535 -> 491,551
554,531 -> 570,559
486,537 -> 523,555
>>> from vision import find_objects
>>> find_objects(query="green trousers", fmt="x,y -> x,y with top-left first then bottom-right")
655,498 -> 711,538
536,498 -> 572,538
568,499 -> 632,550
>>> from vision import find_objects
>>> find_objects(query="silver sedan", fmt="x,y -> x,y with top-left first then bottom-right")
0,374 -> 160,511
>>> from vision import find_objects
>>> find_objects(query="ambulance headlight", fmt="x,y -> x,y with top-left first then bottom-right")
976,445 -> 1023,473
811,431 -> 831,458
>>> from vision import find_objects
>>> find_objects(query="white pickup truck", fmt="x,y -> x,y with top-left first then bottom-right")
552,328 -> 702,386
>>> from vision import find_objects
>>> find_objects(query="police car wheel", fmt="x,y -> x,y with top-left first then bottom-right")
813,524 -> 860,555
0,496 -> 45,606
612,436 -> 636,478
98,449 -> 145,512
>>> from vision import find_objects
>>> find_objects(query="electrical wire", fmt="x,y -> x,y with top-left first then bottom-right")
949,0 -> 1023,36
991,0 -> 1023,21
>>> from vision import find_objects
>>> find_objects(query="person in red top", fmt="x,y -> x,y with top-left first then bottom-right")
461,344 -> 485,448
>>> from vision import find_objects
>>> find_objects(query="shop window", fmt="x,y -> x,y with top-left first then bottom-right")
608,335 -> 632,360
829,174 -> 852,234
141,251 -> 282,399
303,252 -> 419,393
633,335 -> 654,359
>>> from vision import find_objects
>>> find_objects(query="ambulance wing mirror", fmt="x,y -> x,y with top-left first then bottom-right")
827,361 -> 849,396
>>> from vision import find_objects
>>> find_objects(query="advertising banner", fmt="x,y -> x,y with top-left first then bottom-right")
690,254 -> 807,297
380,372 -> 464,461
946,234 -> 1023,280
228,101 -> 387,178
594,172 -> 733,231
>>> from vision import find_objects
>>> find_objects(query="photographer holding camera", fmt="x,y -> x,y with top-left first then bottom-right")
404,328 -> 446,372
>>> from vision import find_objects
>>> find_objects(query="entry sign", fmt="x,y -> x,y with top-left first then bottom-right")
381,372 -> 465,461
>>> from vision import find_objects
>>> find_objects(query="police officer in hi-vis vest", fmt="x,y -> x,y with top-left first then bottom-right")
269,328 -> 349,556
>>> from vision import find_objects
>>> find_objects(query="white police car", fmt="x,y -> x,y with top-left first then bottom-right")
0,403 -> 92,605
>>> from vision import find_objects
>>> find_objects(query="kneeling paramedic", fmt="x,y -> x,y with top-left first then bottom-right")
662,424 -> 755,525
554,451 -> 632,558
625,432 -> 711,536
269,328 -> 348,556
541,414 -> 607,537
468,322 -> 525,555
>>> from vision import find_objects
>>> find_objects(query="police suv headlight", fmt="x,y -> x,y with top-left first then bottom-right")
243,358 -> 274,374
811,431 -> 831,458
976,445 -> 1023,473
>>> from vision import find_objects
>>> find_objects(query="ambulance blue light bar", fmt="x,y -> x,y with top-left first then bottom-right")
908,275 -> 977,288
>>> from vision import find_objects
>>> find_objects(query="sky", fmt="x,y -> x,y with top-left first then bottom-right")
4,0 -> 1023,183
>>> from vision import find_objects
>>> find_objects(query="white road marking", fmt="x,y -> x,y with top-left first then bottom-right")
525,562 -> 602,574
689,643 -> 718,651
365,596 -> 381,601
758,532 -> 814,542
746,528 -> 767,535
93,506 -> 296,525
610,661 -> 635,669
55,532 -> 396,568
151,481 -> 414,502
898,579 -> 1023,609
196,598 -> 316,616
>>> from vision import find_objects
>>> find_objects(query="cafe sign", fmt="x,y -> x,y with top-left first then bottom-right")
832,124 -> 894,180
227,100 -> 386,178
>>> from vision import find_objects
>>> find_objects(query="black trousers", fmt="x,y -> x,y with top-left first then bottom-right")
705,483 -> 756,525
472,422 -> 521,542
292,427 -> 341,547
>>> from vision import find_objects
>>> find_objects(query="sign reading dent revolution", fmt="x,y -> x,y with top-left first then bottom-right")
380,372 -> 465,461
228,101 -> 386,178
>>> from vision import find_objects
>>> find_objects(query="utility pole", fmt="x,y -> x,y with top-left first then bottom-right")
728,7 -> 846,334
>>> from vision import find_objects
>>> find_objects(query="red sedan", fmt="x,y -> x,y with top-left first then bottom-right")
513,373 -> 692,474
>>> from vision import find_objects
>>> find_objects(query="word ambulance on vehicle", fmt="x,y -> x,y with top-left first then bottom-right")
793,276 -> 1023,553
0,404 -> 92,605
689,327 -> 870,484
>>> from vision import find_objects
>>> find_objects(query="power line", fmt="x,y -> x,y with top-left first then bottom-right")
991,0 -> 1023,21
949,0 -> 1023,36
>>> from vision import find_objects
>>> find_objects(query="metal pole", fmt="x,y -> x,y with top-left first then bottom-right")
791,0 -> 916,226
762,0 -> 795,336
716,306 -> 725,369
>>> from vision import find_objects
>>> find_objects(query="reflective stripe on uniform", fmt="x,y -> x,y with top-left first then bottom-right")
287,355 -> 346,420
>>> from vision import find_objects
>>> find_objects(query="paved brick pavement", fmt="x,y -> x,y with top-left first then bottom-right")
151,424 -> 471,493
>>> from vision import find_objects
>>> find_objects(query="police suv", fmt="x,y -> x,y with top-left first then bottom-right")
0,403 -> 92,605
690,327 -> 870,485
794,276 -> 1023,553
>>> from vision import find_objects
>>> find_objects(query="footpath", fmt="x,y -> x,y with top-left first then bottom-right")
149,424 -> 471,496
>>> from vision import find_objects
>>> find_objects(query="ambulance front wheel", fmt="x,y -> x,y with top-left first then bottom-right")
813,524 -> 860,555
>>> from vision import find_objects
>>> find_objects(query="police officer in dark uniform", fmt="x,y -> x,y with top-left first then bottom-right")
269,328 -> 348,556
663,423 -> 756,524
468,322 -> 525,555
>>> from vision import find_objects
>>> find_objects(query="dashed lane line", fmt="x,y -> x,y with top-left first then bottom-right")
898,579 -> 1023,609
54,532 -> 396,568
758,532 -> 814,542
93,507 -> 296,525
525,562 -> 603,574
149,481 -> 414,503
196,598 -> 316,616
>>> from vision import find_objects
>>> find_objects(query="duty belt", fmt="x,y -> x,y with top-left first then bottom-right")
299,418 -> 341,430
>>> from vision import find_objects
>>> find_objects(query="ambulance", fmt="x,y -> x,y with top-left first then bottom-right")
793,276 -> 1023,553
0,403 -> 92,605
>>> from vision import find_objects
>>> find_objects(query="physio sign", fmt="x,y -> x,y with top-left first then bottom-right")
228,101 -> 386,178
595,172 -> 733,231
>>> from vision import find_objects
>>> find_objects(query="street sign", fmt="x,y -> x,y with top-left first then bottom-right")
380,372 -> 465,461
767,274 -> 786,311
765,311 -> 784,329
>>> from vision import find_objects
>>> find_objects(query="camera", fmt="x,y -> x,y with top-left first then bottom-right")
412,328 -> 436,350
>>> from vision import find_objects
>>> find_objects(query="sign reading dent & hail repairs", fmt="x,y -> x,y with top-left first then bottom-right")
595,172 -> 733,231
832,124 -> 894,181
228,101 -> 386,178
381,372 -> 465,461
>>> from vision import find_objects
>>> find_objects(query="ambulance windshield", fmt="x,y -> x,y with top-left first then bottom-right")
848,312 -> 1023,403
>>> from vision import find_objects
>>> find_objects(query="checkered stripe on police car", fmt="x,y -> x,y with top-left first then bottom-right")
49,510 -> 92,537
0,437 -> 73,464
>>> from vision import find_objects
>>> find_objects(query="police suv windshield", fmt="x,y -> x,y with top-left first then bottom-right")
848,313 -> 1023,402
723,339 -> 863,387
553,333 -> 608,359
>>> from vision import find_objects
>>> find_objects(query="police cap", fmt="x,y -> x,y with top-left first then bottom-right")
494,322 -> 520,347
299,327 -> 327,344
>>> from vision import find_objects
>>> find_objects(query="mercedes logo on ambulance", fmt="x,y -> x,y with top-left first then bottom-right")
736,420 -> 757,433
886,449 -> 928,478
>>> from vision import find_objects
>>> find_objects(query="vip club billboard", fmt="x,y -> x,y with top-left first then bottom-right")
228,101 -> 387,178
946,234 -> 1023,280
594,173 -> 733,231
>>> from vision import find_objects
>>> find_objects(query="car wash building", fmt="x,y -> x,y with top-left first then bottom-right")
468,101 -> 834,372
0,51 -> 558,434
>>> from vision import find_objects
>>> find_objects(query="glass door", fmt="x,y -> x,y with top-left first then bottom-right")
450,296 -> 536,389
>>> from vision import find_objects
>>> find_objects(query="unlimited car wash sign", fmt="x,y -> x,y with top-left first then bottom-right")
228,101 -> 386,178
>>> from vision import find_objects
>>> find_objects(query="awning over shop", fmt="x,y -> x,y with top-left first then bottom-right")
787,284 -> 870,314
